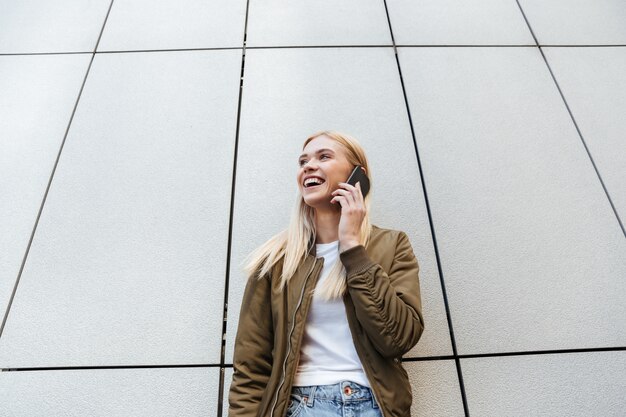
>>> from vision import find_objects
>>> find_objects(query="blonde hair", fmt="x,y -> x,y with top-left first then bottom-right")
241,130 -> 373,300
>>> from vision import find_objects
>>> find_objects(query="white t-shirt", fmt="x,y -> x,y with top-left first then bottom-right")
293,240 -> 371,387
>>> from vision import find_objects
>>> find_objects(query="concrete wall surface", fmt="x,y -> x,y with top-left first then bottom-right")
1,0 -> 625,416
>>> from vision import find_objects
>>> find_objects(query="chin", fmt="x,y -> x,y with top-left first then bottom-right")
302,194 -> 329,208
302,198 -> 322,208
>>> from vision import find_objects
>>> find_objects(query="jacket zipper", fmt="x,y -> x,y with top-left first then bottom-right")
269,257 -> 319,417
344,296 -> 388,417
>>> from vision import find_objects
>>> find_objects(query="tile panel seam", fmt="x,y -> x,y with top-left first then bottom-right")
0,0 -> 116,341
4,44 -> 626,57
216,0 -> 251,415
4,345 -> 624,372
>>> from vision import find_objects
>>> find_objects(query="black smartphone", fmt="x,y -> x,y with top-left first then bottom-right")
346,165 -> 370,198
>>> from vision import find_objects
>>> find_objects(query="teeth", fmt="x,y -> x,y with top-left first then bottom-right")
304,177 -> 324,187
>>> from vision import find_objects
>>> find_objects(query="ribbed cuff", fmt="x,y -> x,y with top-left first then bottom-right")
339,245 -> 376,276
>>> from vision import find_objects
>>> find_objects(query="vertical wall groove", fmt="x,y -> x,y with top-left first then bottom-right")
0,0 -> 116,343
514,0 -> 625,237
380,1 -> 471,415
216,0 -> 251,414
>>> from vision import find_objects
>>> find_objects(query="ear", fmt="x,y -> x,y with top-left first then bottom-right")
361,166 -> 367,176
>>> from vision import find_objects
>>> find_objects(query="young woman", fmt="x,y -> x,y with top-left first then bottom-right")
228,131 -> 425,417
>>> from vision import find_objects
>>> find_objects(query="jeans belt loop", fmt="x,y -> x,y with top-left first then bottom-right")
306,386 -> 316,407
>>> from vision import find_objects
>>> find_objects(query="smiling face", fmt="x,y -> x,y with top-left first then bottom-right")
297,135 -> 354,209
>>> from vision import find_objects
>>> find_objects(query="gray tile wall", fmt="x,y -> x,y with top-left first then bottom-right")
1,1 -> 624,416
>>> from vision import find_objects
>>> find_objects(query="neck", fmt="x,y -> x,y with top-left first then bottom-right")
314,206 -> 341,244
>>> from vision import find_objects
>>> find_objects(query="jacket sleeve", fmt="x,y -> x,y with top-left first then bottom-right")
339,231 -> 425,358
228,269 -> 274,417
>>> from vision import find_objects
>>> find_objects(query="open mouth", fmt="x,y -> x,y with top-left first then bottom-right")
304,177 -> 326,189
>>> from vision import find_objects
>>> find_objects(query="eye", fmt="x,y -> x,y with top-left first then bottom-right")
321,154 -> 330,160
298,159 -> 307,166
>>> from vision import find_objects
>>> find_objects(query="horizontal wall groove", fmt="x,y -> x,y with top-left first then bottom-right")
2,363 -> 223,372
5,346 -> 623,372
3,44 -> 626,57
403,346 -> 626,362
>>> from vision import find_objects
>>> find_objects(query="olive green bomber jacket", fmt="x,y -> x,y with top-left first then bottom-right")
228,225 -> 425,417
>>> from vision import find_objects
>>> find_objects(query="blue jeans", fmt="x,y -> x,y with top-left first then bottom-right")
286,381 -> 383,417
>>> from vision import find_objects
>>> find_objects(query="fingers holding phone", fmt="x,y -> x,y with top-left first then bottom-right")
330,181 -> 362,207
331,165 -> 370,249
330,165 -> 370,206
331,181 -> 366,250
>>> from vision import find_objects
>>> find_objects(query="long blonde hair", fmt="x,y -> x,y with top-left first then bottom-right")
241,130 -> 373,300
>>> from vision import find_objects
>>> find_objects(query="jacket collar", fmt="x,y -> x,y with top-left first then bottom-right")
306,234 -> 317,258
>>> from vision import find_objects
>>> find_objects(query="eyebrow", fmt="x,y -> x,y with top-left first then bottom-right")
299,148 -> 335,160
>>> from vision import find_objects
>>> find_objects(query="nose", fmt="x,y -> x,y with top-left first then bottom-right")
302,159 -> 318,172
300,162 -> 318,186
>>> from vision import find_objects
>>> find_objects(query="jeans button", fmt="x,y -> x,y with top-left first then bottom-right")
344,386 -> 352,395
